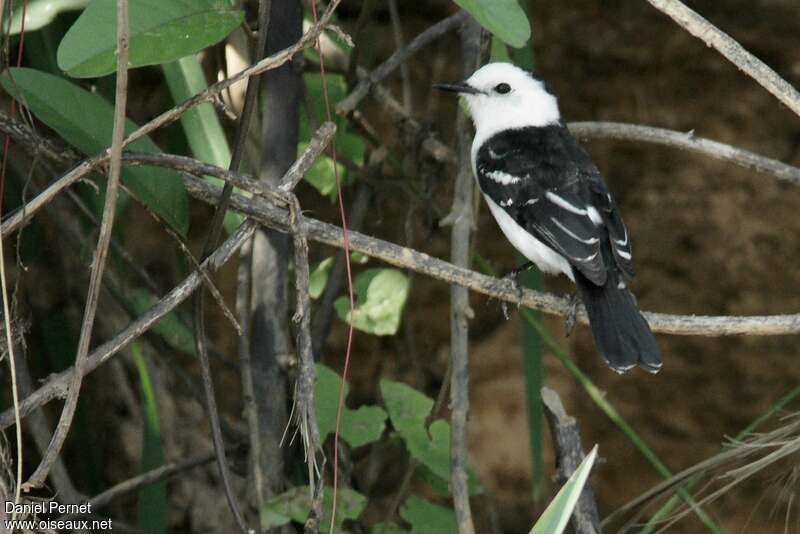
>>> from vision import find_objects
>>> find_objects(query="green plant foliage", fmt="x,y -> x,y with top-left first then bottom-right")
261,486 -> 366,533
380,380 -> 481,495
132,343 -> 167,534
0,68 -> 190,236
316,364 -> 387,448
334,269 -> 410,336
529,445 -> 598,534
7,0 -> 89,35
301,72 -> 365,197
309,257 -> 335,299
162,55 -> 242,233
398,496 -> 458,534
57,0 -> 244,78
129,289 -> 194,354
452,0 -> 531,48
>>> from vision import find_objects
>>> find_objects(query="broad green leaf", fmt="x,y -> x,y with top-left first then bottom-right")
380,380 -> 481,495
309,257 -> 335,300
530,445 -> 598,534
490,35 -> 511,62
334,269 -> 409,336
7,0 -> 89,35
261,486 -> 365,533
1,68 -> 189,235
162,55 -> 242,233
58,0 -> 244,77
399,496 -> 457,534
129,289 -> 194,354
351,251 -> 369,265
316,364 -> 387,448
132,343 -> 167,534
453,0 -> 531,48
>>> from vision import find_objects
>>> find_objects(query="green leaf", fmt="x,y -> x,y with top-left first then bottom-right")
162,55 -> 242,234
334,269 -> 409,336
380,380 -> 481,495
530,445 -> 598,534
452,0 -> 531,48
0,68 -> 189,235
309,257 -> 335,300
7,0 -> 89,35
316,364 -> 387,448
399,496 -> 457,534
261,486 -> 366,533
132,343 -> 167,534
57,0 -> 244,77
129,289 -> 194,354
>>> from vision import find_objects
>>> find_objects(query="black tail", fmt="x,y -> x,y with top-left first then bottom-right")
574,269 -> 661,374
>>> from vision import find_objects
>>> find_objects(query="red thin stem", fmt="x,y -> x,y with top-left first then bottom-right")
309,1 -> 355,531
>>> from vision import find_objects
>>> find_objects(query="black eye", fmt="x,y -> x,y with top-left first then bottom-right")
494,82 -> 511,94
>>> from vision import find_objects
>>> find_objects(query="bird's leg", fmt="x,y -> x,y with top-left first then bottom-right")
500,261 -> 535,320
564,292 -> 582,336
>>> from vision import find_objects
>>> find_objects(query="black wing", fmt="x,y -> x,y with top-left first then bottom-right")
476,123 -> 634,285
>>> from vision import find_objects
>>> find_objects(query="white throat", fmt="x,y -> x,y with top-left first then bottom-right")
467,89 -> 560,154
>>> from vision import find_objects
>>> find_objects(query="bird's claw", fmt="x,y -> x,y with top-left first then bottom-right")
500,267 -> 527,320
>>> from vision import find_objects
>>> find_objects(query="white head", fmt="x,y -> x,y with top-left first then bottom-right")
434,62 -> 560,148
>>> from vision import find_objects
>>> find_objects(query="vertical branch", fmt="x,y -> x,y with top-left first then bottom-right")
193,0 -> 273,529
243,0 -> 301,527
23,0 -> 129,490
447,14 -> 482,534
541,387 -> 601,534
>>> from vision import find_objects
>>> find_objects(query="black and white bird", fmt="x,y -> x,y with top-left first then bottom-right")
435,62 -> 661,374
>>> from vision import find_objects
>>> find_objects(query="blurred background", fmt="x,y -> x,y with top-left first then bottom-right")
2,0 -> 800,532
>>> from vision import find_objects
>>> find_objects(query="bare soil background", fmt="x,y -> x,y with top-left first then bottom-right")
7,1 -> 800,533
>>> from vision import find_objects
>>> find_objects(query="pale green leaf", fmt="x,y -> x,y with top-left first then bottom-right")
57,0 -> 244,77
452,0 -> 531,48
316,364 -> 387,448
334,269 -> 409,336
0,68 -> 189,235
261,486 -> 365,533
309,257 -> 335,300
380,380 -> 482,495
7,0 -> 89,35
530,445 -> 598,534
399,496 -> 457,534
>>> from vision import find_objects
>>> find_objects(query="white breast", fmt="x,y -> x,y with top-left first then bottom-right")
483,195 -> 574,281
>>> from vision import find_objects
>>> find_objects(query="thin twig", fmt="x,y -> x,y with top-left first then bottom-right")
568,122 -> 800,186
336,11 -> 469,116
0,0 -> 343,238
22,1 -> 129,490
192,0 -> 272,527
0,220 -> 256,431
447,16 -> 482,534
645,0 -> 800,119
279,121 -> 337,191
387,0 -> 412,113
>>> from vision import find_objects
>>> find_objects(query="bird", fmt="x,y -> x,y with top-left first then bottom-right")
434,62 -> 661,374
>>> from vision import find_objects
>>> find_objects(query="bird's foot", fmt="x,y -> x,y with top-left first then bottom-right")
500,262 -> 533,320
564,293 -> 581,336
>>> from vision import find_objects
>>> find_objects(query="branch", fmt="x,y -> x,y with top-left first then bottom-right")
0,0 -> 343,238
0,220 -> 255,430
447,16 -> 482,534
541,387 -> 600,534
22,1 -> 128,490
646,0 -> 800,118
568,122 -> 800,186
336,11 -> 469,116
181,175 -> 800,337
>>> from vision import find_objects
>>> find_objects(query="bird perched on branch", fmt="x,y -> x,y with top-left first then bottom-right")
434,62 -> 661,374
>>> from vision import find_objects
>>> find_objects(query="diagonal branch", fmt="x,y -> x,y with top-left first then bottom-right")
22,1 -> 129,490
645,0 -> 800,118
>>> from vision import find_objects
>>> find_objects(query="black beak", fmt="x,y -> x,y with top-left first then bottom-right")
432,81 -> 482,95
